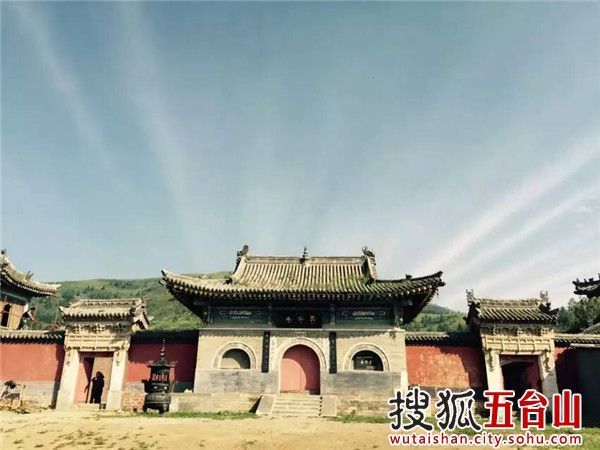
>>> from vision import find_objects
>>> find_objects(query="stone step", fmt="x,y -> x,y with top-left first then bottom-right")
271,410 -> 321,416
277,394 -> 318,398
272,405 -> 322,411
178,401 -> 250,406
76,403 -> 103,410
273,402 -> 321,408
270,394 -> 322,417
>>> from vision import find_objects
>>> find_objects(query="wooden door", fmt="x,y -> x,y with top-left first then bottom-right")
75,357 -> 94,403
91,356 -> 113,403
280,345 -> 320,393
75,352 -> 113,404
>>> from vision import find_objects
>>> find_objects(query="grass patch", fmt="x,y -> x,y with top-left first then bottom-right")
106,410 -> 258,420
93,437 -> 107,446
329,414 -> 389,424
161,411 -> 257,420
329,412 -> 439,427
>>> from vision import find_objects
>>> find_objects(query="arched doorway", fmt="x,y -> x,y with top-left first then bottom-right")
280,345 -> 320,394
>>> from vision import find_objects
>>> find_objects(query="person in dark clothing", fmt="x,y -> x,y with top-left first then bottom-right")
90,372 -> 105,404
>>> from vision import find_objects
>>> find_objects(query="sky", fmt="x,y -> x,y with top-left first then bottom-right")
2,2 -> 599,311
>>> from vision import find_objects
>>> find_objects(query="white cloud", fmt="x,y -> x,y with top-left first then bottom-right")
9,3 -> 113,170
117,3 -> 201,265
576,204 -> 594,214
446,183 -> 600,283
415,133 -> 600,275
438,227 -> 599,310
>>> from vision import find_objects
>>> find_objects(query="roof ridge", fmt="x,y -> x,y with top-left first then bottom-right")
0,250 -> 60,296
69,297 -> 144,302
376,271 -> 444,284
0,329 -> 64,342
243,255 -> 367,262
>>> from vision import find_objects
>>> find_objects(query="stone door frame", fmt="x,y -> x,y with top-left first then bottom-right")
481,329 -> 559,401
55,298 -> 149,410
56,343 -> 129,410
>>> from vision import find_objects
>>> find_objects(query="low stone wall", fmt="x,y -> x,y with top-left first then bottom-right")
173,392 -> 260,413
337,396 -> 390,416
0,381 -> 59,409
194,370 -> 275,394
121,392 -> 145,412
19,381 -> 60,408
323,371 -> 403,396
123,382 -> 193,393
194,370 -> 404,397
120,391 -> 260,413
121,383 -> 193,412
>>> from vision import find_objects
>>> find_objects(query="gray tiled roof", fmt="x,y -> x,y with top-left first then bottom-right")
0,329 -> 64,342
162,246 -> 445,324
555,333 -> 600,346
405,331 -> 478,345
582,321 -> 600,334
0,250 -> 60,297
162,246 -> 444,299
466,291 -> 558,326
573,275 -> 600,298
60,298 -> 149,328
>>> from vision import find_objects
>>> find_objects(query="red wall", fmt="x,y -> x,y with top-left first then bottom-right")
0,343 -> 64,382
406,345 -> 486,389
126,343 -> 197,383
555,347 -> 580,392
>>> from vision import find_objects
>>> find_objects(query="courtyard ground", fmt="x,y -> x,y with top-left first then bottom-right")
1,410 -> 598,450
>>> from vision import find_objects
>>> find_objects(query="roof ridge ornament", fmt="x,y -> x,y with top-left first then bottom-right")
230,245 -> 250,282
361,246 -> 377,281
572,273 -> 600,298
362,246 -> 375,258
0,249 -> 60,296
237,244 -> 249,260
235,245 -> 249,267
466,289 -> 475,304
300,246 -> 309,265
540,290 -> 549,303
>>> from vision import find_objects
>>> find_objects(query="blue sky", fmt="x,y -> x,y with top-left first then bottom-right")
2,2 -> 599,310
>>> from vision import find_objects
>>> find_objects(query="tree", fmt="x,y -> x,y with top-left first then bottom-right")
557,296 -> 600,332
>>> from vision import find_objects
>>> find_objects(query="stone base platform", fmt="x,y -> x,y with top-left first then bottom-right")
170,392 -> 260,413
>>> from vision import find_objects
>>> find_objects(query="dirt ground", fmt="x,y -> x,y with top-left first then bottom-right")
13,409 -> 599,450
0,409 -> 496,450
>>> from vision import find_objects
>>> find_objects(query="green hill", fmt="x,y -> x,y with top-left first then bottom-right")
404,306 -> 468,332
29,276 -> 467,332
